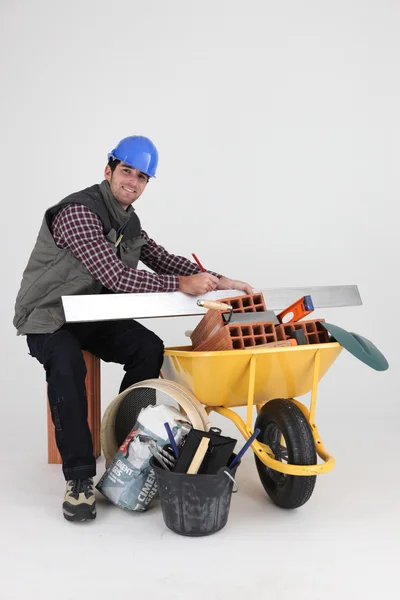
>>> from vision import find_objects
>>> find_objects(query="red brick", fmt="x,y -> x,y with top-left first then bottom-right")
196,321 -> 280,352
191,293 -> 267,349
221,293 -> 267,313
279,319 -> 330,344
190,309 -> 225,349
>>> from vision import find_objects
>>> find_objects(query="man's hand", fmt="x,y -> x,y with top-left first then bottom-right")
216,276 -> 253,295
179,273 -> 220,295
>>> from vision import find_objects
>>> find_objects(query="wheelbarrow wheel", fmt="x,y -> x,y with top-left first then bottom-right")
254,399 -> 316,509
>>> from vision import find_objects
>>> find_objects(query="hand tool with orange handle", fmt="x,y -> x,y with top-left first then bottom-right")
277,295 -> 314,324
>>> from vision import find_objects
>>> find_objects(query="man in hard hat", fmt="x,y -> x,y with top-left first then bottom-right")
13,135 -> 252,523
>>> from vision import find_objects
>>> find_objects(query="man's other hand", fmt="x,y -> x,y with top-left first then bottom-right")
179,273 -> 220,295
216,276 -> 253,295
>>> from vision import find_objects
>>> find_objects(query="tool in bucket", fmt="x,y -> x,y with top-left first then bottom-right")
148,441 -> 176,471
148,445 -> 170,470
229,428 -> 260,469
173,428 -> 237,474
164,422 -> 180,457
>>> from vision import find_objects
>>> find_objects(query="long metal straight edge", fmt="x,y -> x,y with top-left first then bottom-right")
62,285 -> 362,323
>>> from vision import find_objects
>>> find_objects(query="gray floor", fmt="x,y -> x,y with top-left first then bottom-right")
1,405 -> 399,600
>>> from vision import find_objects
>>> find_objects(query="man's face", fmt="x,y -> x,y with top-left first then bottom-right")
104,162 -> 149,209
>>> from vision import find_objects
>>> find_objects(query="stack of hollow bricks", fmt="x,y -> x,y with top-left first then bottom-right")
191,293 -> 329,352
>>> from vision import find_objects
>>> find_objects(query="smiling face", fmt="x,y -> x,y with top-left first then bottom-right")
104,162 -> 149,209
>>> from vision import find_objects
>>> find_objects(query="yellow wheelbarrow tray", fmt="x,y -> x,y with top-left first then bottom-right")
162,342 -> 343,478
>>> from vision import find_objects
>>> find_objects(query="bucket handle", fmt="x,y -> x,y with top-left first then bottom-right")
223,470 -> 239,493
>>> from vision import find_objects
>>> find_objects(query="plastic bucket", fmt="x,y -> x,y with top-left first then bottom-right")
150,457 -> 239,536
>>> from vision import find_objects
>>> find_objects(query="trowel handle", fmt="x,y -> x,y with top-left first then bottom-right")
197,299 -> 233,311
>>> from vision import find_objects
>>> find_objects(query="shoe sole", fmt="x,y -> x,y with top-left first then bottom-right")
63,502 -> 96,522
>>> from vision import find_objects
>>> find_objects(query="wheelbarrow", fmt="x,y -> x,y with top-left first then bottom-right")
63,285 -> 386,509
161,341 -> 343,509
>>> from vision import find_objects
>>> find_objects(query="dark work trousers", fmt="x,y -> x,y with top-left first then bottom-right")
26,320 -> 164,481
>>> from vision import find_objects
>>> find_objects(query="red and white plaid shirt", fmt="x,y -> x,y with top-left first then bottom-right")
51,204 -> 220,293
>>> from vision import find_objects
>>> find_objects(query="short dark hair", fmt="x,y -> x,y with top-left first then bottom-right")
107,158 -> 150,182
107,157 -> 121,172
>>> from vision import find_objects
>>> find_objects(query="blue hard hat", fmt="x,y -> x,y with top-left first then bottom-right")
108,136 -> 158,178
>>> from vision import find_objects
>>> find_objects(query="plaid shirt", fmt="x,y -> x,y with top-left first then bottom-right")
51,204 -> 220,293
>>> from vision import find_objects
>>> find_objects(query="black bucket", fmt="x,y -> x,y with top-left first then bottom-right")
150,457 -> 239,537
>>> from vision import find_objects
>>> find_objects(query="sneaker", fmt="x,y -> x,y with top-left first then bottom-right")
63,478 -> 96,522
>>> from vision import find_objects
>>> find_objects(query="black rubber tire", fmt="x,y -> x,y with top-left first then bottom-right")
254,399 -> 317,509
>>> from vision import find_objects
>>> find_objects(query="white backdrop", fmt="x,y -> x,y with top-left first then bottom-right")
1,0 -> 398,445
0,1 -> 399,598
1,0 -> 397,429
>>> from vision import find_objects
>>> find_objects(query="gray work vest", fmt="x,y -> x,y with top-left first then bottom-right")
13,184 -> 146,335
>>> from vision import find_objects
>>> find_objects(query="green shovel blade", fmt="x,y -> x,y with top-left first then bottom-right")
319,322 -> 389,371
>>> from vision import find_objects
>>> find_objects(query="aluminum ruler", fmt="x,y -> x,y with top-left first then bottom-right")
62,285 -> 362,323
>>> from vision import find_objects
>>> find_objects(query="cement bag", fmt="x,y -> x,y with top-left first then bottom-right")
96,404 -> 190,512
